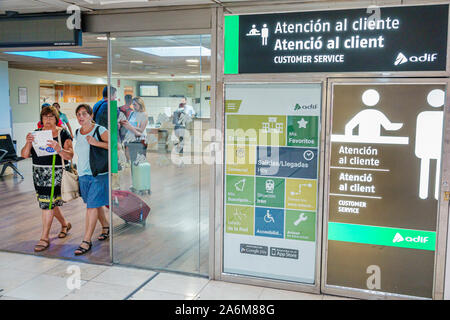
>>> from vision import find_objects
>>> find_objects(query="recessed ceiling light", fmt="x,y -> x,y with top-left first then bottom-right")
4,51 -> 101,60
186,59 -> 199,63
97,36 -> 116,41
131,46 -> 210,57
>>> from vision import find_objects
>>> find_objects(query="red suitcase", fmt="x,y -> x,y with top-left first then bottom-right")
109,190 -> 150,226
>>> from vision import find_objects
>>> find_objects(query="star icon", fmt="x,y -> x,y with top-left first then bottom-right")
297,118 -> 308,128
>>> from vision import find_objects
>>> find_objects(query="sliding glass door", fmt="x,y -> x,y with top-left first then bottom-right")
109,34 -> 210,275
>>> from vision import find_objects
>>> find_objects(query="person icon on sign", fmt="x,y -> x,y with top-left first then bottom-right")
246,24 -> 260,36
331,89 -> 409,145
415,89 -> 445,200
261,24 -> 269,46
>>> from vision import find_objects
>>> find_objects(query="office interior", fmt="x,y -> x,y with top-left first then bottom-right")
0,32 -> 211,276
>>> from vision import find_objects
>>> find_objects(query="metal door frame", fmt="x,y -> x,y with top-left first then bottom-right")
104,6 -> 218,277
216,78 -> 327,294
214,2 -> 450,299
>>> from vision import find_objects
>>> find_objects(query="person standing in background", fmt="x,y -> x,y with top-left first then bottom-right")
121,97 -> 148,165
118,94 -> 134,144
181,96 -> 196,118
53,102 -> 73,137
172,103 -> 188,155
93,86 -> 117,129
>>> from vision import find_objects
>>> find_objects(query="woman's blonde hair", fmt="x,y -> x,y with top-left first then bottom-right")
132,97 -> 146,112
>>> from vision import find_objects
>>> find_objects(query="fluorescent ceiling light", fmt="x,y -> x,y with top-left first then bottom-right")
4,51 -> 101,60
81,61 -> 94,64
130,60 -> 143,64
131,46 -> 211,57
188,64 -> 198,67
186,59 -> 199,63
97,36 -> 116,41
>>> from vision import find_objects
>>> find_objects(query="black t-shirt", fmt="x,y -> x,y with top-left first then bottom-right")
31,128 -> 72,166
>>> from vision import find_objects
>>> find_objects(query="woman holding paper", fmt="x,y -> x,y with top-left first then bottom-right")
21,106 -> 74,252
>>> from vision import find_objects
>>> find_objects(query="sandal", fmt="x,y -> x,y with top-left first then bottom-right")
74,241 -> 92,256
98,226 -> 110,241
34,239 -> 50,252
58,222 -> 72,238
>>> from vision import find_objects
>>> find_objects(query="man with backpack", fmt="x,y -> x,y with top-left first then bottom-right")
118,94 -> 134,144
93,86 -> 117,129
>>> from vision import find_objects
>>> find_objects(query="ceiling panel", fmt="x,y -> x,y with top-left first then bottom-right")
0,33 -> 212,82
0,0 -> 218,13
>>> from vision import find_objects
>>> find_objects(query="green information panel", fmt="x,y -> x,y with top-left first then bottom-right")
255,177 -> 285,208
287,116 -> 319,147
285,210 -> 316,242
226,175 -> 255,205
223,83 -> 322,284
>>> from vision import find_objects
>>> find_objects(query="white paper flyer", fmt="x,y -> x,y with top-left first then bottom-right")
32,130 -> 57,157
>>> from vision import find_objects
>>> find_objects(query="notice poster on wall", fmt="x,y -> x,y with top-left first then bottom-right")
223,83 -> 321,283
325,83 -> 446,298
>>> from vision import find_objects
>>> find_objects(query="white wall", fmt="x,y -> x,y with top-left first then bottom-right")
142,80 -> 211,118
0,61 -> 11,136
9,68 -> 107,151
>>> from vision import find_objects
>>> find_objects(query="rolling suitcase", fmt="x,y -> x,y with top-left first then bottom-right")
131,161 -> 151,195
110,190 -> 150,226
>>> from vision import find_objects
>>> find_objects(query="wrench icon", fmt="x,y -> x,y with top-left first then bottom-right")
294,213 -> 308,226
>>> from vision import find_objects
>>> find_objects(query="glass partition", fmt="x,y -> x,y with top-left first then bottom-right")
110,34 -> 210,275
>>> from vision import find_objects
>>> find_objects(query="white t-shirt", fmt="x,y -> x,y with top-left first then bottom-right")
74,124 -> 107,176
184,104 -> 196,117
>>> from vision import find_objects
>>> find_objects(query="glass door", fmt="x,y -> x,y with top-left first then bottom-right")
109,34 -> 211,275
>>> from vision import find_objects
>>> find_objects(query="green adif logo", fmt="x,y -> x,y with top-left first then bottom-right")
294,103 -> 318,111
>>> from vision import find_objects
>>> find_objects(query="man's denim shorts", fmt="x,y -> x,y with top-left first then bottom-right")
79,174 -> 109,209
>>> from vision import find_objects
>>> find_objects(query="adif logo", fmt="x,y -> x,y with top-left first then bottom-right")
393,232 -> 404,243
394,52 -> 438,65
394,53 -> 408,65
393,232 -> 429,244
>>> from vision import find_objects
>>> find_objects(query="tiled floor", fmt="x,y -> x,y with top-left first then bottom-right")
0,252 -> 353,300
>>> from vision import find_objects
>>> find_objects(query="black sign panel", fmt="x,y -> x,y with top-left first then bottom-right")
325,83 -> 445,298
0,14 -> 81,47
233,5 -> 448,73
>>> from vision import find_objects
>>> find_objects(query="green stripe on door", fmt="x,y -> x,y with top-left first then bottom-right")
328,222 -> 436,251
110,100 -> 118,174
224,15 -> 239,75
